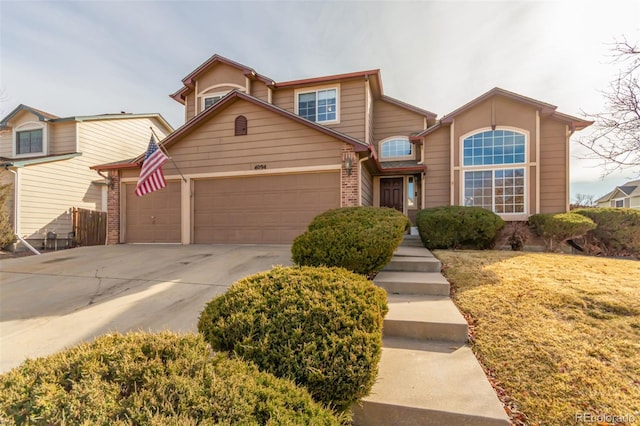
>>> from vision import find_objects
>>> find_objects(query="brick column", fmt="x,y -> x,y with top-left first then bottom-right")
341,144 -> 359,207
106,171 -> 121,244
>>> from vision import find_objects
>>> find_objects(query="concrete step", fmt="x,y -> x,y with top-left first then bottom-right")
384,256 -> 441,273
352,337 -> 510,426
401,235 -> 424,248
374,271 -> 450,296
394,246 -> 434,258
384,294 -> 468,343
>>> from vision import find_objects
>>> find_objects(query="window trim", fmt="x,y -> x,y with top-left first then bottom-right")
201,91 -> 229,111
294,84 -> 340,124
13,121 -> 48,157
199,83 -> 245,113
379,136 -> 413,161
459,127 -> 530,218
614,198 -> 625,208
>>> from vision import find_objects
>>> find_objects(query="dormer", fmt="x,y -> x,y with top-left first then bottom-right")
170,55 -> 275,123
0,105 -> 58,159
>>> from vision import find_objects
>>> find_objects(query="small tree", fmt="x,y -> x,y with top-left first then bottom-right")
579,37 -> 640,175
0,183 -> 15,248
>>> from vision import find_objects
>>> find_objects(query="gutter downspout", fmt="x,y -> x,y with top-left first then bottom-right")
6,167 -> 40,255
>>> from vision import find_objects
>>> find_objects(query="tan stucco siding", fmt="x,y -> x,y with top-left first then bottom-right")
250,80 -> 269,102
539,119 -> 569,213
361,164 -> 373,206
18,157 -> 96,238
423,126 -> 451,208
272,88 -> 295,112
0,130 -> 12,158
144,100 -> 344,178
50,122 -> 77,154
373,100 -> 424,147
185,93 -> 196,122
326,79 -> 365,141
197,63 -> 246,95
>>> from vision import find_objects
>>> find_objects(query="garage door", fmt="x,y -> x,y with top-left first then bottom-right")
124,181 -> 181,243
193,172 -> 340,244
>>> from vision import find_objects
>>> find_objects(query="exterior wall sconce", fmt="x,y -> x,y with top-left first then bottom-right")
343,152 -> 356,176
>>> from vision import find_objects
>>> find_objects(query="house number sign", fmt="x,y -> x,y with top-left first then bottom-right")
254,164 -> 267,170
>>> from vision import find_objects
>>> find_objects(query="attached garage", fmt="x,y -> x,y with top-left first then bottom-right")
193,171 -> 340,244
124,181 -> 181,243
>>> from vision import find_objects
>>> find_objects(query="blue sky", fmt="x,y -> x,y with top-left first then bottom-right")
1,0 -> 639,200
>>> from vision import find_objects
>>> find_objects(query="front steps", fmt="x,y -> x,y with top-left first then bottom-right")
352,237 -> 510,426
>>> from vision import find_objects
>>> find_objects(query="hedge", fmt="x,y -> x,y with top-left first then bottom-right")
292,207 -> 409,275
198,266 -> 388,412
573,208 -> 640,257
416,206 -> 505,249
0,332 -> 338,425
529,212 -> 597,252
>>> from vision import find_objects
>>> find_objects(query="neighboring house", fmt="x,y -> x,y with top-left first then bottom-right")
595,179 -> 640,209
0,104 -> 173,247
92,54 -> 592,245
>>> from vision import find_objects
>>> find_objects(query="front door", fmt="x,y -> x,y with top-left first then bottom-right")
380,177 -> 403,212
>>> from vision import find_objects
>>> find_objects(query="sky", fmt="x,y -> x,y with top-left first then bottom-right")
1,0 -> 639,201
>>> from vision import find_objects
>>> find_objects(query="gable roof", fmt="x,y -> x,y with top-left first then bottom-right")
0,104 -> 173,133
170,54 -> 276,103
92,90 -> 369,171
596,179 -> 640,203
0,104 -> 59,129
415,87 -> 593,137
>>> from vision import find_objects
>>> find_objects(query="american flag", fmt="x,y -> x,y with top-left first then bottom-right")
135,135 -> 169,196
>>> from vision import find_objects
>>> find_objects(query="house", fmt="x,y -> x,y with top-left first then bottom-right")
0,105 -> 173,248
595,179 -> 640,209
92,54 -> 592,245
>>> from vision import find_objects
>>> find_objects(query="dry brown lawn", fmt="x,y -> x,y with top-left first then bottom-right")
434,250 -> 640,426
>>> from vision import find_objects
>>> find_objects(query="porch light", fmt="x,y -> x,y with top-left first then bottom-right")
343,152 -> 355,176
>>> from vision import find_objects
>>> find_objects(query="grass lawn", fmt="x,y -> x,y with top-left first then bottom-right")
434,250 -> 640,426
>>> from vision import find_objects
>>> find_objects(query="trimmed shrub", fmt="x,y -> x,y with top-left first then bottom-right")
198,266 -> 388,412
0,332 -> 338,425
573,208 -> 640,257
529,212 -> 597,252
416,206 -> 505,249
292,207 -> 409,275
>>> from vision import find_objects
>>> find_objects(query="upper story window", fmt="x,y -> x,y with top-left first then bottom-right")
13,122 -> 47,157
296,87 -> 338,123
463,129 -> 526,166
380,137 -> 412,159
203,94 -> 225,110
17,129 -> 43,154
462,129 -> 528,215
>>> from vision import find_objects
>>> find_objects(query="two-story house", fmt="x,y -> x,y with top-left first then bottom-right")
93,55 -> 591,245
0,105 -> 173,248
596,179 -> 640,209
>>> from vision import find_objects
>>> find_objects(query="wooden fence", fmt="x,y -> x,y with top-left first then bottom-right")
72,208 -> 107,246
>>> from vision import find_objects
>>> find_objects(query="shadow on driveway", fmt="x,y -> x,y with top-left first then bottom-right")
0,244 -> 292,373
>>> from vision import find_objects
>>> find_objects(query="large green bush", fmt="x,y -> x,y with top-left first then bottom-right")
292,207 -> 409,275
573,208 -> 640,257
416,206 -> 505,249
0,332 -> 338,425
529,212 -> 597,252
198,266 -> 388,412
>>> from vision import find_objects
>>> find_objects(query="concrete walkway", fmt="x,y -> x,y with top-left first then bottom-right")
352,236 -> 510,425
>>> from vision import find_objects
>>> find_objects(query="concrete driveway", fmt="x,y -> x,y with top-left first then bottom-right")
0,244 -> 292,373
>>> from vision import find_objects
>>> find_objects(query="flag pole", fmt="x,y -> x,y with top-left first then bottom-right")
149,127 -> 187,183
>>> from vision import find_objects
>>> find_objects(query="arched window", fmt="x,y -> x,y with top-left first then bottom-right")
380,137 -> 412,159
235,115 -> 247,136
462,129 -> 527,214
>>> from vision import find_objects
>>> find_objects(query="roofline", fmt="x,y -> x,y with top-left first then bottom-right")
92,90 -> 369,171
379,95 -> 437,119
1,104 -> 59,129
1,152 -> 81,168
274,69 -> 381,88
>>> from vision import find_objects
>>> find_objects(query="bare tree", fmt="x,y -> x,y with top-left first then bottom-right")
579,38 -> 640,175
571,193 -> 596,209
